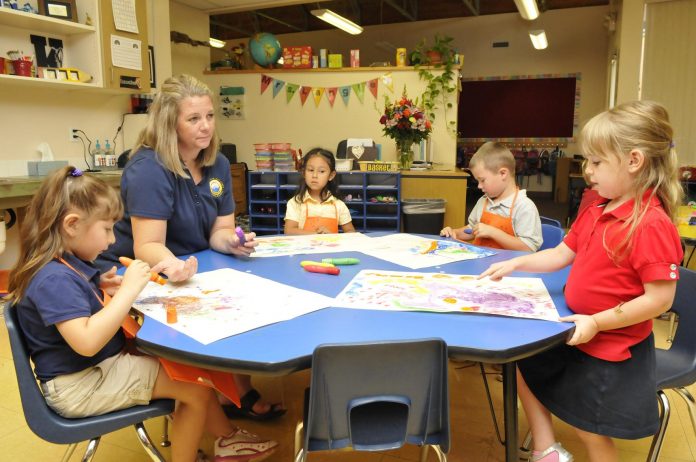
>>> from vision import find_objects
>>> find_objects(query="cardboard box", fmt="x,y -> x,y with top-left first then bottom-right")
328,53 -> 343,68
282,46 -> 312,68
27,160 -> 69,176
350,49 -> 360,67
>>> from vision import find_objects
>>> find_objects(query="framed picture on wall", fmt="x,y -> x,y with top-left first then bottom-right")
38,0 -> 78,22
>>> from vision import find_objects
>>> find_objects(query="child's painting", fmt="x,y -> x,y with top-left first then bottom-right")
334,270 -> 559,322
132,269 -> 333,344
360,233 -> 495,269
251,232 -> 373,257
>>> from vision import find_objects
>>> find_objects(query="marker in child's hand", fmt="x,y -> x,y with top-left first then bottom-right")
321,258 -> 360,265
300,260 -> 335,268
303,265 -> 340,275
118,257 -> 166,285
235,226 -> 246,245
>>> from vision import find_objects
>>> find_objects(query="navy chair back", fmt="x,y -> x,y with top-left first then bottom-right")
647,267 -> 696,461
539,223 -> 565,251
4,303 -> 173,457
540,216 -> 563,228
296,339 -> 449,460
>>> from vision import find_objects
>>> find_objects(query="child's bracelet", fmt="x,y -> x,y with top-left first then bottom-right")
613,302 -> 625,314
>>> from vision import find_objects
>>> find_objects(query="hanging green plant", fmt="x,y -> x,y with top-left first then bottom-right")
410,34 -> 459,135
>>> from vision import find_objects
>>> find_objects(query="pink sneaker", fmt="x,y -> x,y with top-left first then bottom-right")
214,428 -> 278,462
530,442 -> 573,462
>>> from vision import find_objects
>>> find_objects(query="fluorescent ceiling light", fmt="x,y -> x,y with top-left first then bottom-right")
529,30 -> 548,50
310,9 -> 363,35
513,0 -> 539,20
209,37 -> 226,48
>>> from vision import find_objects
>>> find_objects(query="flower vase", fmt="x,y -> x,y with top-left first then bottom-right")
397,141 -> 414,170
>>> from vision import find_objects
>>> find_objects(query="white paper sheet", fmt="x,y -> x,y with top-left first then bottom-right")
360,233 -> 495,269
251,232 -> 373,258
111,35 -> 142,70
335,270 -> 559,322
132,268 -> 334,344
112,0 -> 139,33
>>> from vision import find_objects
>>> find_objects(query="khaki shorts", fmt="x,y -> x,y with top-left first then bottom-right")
41,352 -> 160,418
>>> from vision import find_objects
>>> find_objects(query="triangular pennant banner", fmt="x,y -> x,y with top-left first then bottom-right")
260,74 -> 272,94
312,87 -> 325,107
299,86 -> 312,106
339,86 -> 351,106
381,73 -> 394,93
367,78 -> 379,99
352,82 -> 365,103
272,79 -> 285,98
326,87 -> 338,107
286,83 -> 299,103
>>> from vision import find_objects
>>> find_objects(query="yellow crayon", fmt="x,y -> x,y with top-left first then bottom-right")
300,260 -> 335,268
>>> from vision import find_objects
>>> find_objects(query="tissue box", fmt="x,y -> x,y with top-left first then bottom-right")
27,161 -> 69,176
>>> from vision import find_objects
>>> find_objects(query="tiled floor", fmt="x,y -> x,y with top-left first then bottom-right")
0,314 -> 695,462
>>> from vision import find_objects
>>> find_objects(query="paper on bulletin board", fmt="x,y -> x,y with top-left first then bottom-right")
112,0 -> 139,33
220,86 -> 245,120
111,35 -> 142,70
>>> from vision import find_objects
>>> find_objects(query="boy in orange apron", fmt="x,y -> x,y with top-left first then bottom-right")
285,148 -> 356,234
441,141 -> 542,251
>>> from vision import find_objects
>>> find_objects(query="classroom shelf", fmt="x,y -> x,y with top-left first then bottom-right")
247,170 -> 401,235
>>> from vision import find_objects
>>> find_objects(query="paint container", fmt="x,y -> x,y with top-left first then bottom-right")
396,48 -> 407,67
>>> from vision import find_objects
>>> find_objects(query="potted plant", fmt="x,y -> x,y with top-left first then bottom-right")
409,34 -> 459,134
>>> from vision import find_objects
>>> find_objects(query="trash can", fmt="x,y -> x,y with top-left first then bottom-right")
401,199 -> 446,234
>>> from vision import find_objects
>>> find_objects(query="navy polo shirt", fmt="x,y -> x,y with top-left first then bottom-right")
15,253 -> 125,382
97,149 -> 235,270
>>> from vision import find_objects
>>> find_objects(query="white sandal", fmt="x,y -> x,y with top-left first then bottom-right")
530,442 -> 574,462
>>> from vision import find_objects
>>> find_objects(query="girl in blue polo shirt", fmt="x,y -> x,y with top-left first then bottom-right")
480,101 -> 683,462
8,166 -> 277,462
284,148 -> 356,234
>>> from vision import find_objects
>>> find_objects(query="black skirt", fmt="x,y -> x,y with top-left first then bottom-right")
518,334 -> 658,439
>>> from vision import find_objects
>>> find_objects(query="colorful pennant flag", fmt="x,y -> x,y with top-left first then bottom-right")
260,74 -> 272,94
339,86 -> 351,106
272,79 -> 285,98
299,86 -> 312,106
312,87 -> 325,107
326,87 -> 338,107
286,83 -> 299,103
352,82 -> 365,103
381,73 -> 394,93
367,78 -> 379,99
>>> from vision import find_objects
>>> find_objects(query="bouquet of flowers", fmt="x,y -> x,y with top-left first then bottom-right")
379,89 -> 432,168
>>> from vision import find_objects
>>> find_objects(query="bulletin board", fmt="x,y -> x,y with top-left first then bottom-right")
458,74 -> 580,144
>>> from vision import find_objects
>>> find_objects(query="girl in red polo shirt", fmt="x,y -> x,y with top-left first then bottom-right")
480,100 -> 683,462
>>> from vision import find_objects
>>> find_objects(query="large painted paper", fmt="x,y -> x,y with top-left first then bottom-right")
335,270 -> 559,322
251,232 -> 373,257
132,268 -> 333,344
360,233 -> 495,269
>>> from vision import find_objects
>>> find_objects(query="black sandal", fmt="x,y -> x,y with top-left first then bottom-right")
222,388 -> 286,421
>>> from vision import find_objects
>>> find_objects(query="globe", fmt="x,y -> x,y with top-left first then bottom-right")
249,33 -> 282,68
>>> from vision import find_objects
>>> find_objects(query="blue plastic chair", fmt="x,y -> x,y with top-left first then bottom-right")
4,303 -> 174,462
539,223 -> 565,251
293,339 -> 450,462
647,267 -> 696,461
540,216 -> 563,229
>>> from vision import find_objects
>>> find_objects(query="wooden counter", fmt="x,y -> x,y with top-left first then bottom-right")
0,171 -> 122,210
400,168 -> 469,228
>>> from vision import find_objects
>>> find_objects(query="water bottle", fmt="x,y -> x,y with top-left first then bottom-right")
104,140 -> 115,168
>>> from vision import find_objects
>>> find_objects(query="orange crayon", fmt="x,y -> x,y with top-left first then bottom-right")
165,303 -> 178,324
118,257 -> 166,285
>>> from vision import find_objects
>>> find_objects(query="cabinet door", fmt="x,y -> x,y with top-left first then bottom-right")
230,163 -> 247,215
99,0 -> 150,91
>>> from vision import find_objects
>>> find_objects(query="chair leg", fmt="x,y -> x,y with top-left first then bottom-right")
161,415 -> 171,447
520,429 -> 532,459
79,437 -> 101,462
60,443 -> 78,462
433,445 -> 447,462
133,422 -> 167,462
646,390 -> 671,462
666,311 -> 677,343
674,387 -> 696,439
419,444 -> 429,462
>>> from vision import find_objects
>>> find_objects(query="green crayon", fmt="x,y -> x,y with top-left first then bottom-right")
321,257 -> 360,265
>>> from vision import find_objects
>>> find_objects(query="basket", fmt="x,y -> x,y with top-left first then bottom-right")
335,158 -> 353,172
358,161 -> 399,172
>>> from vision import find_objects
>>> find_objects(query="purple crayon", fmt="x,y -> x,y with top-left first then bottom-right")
235,226 -> 246,245
464,228 -> 473,234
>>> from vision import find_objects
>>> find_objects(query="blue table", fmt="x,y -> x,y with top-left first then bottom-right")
135,240 -> 574,462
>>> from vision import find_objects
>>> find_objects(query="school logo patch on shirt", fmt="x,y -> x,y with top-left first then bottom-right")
209,178 -> 224,197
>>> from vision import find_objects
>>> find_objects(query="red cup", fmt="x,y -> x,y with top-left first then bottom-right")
12,60 -> 32,77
